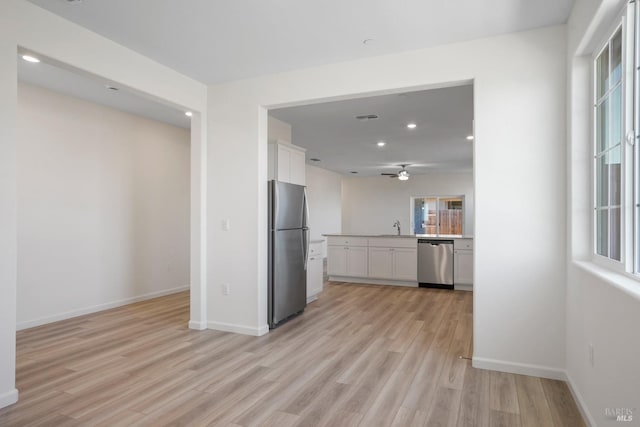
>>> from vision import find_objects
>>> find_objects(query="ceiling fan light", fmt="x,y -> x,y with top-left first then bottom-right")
398,170 -> 409,180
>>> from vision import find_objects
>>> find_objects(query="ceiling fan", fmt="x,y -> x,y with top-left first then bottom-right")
381,164 -> 410,181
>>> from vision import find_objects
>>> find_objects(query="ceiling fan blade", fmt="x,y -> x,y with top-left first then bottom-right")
381,173 -> 397,176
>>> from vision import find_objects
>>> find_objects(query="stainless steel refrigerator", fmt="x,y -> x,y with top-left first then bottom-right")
268,180 -> 309,329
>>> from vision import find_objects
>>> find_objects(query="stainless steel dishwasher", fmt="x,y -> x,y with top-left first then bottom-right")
418,239 -> 454,289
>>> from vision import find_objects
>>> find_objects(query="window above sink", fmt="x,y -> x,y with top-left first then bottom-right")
411,196 -> 464,236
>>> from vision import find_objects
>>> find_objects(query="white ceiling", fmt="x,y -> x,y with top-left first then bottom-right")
27,0 -> 575,84
270,84 -> 474,176
18,57 -> 191,129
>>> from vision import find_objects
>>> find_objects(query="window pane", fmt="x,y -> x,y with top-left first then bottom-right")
438,198 -> 463,235
597,45 -> 610,98
596,154 -> 609,207
596,98 -> 609,152
597,210 -> 609,257
611,85 -> 622,147
610,207 -> 621,261
425,198 -> 437,234
609,145 -> 622,206
413,199 -> 426,234
611,29 -> 623,85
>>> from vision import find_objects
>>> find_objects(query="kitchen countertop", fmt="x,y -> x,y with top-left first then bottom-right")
323,234 -> 473,239
310,239 -> 325,244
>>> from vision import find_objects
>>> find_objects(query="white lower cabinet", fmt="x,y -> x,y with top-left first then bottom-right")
392,248 -> 418,281
307,241 -> 324,302
367,247 -> 394,279
453,239 -> 473,289
367,247 -> 417,281
306,257 -> 323,303
327,245 -> 368,277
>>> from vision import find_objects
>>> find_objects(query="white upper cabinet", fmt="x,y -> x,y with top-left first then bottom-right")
268,140 -> 306,186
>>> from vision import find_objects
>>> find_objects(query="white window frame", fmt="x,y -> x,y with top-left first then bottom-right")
409,195 -> 465,236
591,5 -> 635,274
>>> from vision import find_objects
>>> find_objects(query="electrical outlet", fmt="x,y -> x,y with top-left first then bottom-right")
222,219 -> 231,231
588,343 -> 594,367
222,283 -> 230,295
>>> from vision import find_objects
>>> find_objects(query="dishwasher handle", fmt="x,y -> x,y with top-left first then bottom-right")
418,239 -> 454,246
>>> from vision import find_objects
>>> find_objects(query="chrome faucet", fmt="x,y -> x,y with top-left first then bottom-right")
393,220 -> 401,236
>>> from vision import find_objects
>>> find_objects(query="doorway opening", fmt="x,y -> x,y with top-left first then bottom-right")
15,50 -> 194,331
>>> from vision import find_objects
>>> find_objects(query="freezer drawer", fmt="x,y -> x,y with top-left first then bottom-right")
418,239 -> 454,288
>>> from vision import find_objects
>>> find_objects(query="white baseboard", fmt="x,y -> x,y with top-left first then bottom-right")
0,388 -> 18,409
472,357 -> 566,380
329,276 -> 418,287
306,295 -> 318,303
188,320 -> 207,330
208,321 -> 269,336
565,372 -> 596,427
17,285 -> 190,330
454,284 -> 473,292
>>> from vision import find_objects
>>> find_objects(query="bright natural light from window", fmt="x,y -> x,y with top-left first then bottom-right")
594,28 -> 623,262
412,196 -> 463,236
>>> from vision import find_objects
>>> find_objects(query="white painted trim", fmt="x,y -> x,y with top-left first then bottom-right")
565,372 -> 596,427
328,276 -> 418,287
207,321 -> 269,336
17,286 -> 189,331
454,284 -> 473,292
0,388 -> 18,409
188,320 -> 207,330
306,295 -> 319,303
472,357 -> 566,380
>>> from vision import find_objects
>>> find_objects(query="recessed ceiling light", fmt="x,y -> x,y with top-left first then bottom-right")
407,123 -> 417,129
185,111 -> 193,117
376,141 -> 386,147
350,171 -> 358,174
21,55 -> 40,63
466,135 -> 474,140
310,158 -> 321,162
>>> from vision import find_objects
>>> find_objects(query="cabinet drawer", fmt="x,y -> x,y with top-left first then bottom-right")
308,242 -> 323,257
327,236 -> 368,247
454,239 -> 473,250
368,237 -> 417,249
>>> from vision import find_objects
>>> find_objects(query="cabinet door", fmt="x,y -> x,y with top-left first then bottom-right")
454,250 -> 473,285
277,144 -> 291,183
289,149 -> 306,186
327,246 -> 347,276
307,256 -> 323,298
346,246 -> 368,277
392,248 -> 417,281
368,247 -> 393,279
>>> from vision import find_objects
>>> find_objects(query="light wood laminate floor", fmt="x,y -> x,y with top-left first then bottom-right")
0,283 -> 584,426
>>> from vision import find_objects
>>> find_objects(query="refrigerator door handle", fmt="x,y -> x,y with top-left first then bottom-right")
302,186 -> 310,229
303,228 -> 310,270
273,182 -> 279,230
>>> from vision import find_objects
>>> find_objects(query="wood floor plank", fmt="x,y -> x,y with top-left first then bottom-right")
515,375 -> 555,427
0,285 -> 584,427
540,378 -> 586,427
456,363 -> 491,427
490,371 -> 520,414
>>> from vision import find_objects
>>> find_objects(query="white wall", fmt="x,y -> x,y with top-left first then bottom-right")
305,165 -> 342,255
0,0 -> 207,408
566,1 -> 640,425
16,83 -> 190,329
342,173 -> 474,236
207,23 -> 568,378
267,116 -> 292,143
